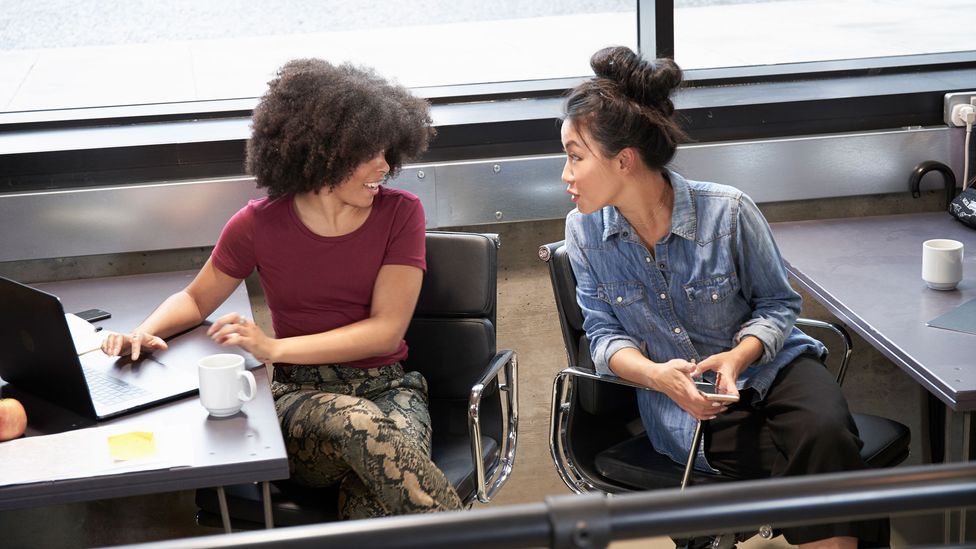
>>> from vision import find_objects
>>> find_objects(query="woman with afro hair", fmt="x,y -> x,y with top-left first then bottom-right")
102,58 -> 462,518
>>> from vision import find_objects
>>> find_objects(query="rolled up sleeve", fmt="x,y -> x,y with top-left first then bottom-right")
732,194 -> 802,364
565,221 -> 640,376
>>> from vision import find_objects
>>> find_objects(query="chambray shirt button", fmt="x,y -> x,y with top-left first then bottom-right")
659,293 -> 667,300
658,263 -> 666,269
616,296 -> 623,303
711,293 -> 719,301
622,231 -> 629,238
645,256 -> 652,263
673,327 -> 682,334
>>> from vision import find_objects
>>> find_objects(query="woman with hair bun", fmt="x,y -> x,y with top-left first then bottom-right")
102,58 -> 462,519
561,46 -> 886,548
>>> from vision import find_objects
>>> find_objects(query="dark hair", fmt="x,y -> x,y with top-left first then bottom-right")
247,58 -> 435,197
564,46 -> 686,169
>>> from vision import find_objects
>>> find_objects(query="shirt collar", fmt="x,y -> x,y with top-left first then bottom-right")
667,170 -> 698,241
600,206 -> 626,241
600,169 -> 698,242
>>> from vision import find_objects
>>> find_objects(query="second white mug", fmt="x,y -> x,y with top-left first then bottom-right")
198,353 -> 256,417
922,238 -> 964,290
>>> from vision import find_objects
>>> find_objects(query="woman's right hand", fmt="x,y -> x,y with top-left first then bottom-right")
101,330 -> 168,360
653,359 -> 727,421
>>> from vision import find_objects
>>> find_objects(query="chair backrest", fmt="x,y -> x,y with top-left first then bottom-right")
540,240 -> 639,420
403,231 -> 504,492
540,241 -> 587,370
540,240 -> 645,494
404,231 -> 498,401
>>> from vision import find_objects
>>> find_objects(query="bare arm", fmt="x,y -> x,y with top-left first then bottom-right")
101,258 -> 243,359
207,264 -> 423,365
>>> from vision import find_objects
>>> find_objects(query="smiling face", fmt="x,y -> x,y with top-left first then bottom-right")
330,151 -> 390,208
560,119 -> 621,215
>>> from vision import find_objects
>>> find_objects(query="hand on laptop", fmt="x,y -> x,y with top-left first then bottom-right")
101,331 -> 169,360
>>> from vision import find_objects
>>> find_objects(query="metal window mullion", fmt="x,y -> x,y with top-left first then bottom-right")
637,0 -> 674,60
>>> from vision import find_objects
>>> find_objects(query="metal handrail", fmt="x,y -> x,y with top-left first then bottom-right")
108,461 -> 976,549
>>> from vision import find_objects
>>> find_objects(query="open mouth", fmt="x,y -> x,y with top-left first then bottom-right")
365,181 -> 382,191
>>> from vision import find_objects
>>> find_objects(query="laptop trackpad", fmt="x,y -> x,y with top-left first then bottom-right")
80,353 -> 198,417
83,352 -> 194,386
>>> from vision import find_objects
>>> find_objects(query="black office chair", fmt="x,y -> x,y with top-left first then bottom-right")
539,240 -> 910,548
196,231 -> 518,530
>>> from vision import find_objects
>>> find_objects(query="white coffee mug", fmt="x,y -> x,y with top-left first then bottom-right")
922,239 -> 964,290
198,353 -> 256,417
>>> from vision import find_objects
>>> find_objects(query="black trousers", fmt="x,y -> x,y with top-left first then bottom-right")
703,355 -> 889,546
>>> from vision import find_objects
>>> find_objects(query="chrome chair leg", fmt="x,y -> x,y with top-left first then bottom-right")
678,420 -> 775,547
681,420 -> 704,490
216,485 -> 232,533
262,481 -> 274,529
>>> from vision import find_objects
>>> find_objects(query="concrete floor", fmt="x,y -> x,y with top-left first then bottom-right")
0,189 -> 955,548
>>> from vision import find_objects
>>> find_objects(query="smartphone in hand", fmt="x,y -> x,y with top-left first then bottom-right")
694,381 -> 739,403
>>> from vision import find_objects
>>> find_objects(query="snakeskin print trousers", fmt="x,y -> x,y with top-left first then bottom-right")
272,362 -> 462,519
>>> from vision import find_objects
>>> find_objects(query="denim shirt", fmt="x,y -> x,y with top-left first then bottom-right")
564,170 -> 825,472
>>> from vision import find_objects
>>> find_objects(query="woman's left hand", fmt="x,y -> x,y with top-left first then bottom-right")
207,312 -> 278,363
693,351 -> 742,399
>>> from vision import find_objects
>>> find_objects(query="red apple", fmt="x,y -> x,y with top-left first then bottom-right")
0,398 -> 27,441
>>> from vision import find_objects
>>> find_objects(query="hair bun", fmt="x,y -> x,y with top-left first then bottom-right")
590,46 -> 682,114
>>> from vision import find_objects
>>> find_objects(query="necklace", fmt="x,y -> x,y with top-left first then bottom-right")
626,185 -> 673,241
649,185 -> 672,217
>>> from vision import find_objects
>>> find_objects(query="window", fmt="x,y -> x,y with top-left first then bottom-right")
3,1 -> 976,189
672,0 -> 976,71
0,1 -> 636,115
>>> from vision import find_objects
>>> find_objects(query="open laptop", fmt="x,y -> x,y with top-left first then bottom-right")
0,276 -> 199,420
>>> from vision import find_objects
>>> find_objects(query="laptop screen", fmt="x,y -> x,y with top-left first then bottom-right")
0,277 -> 97,418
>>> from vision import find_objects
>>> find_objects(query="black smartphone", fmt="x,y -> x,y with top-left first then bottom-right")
74,308 -> 111,323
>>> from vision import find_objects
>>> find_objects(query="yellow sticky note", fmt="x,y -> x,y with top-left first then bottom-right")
108,431 -> 157,461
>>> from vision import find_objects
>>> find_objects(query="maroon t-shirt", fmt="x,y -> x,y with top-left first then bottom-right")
211,186 -> 426,369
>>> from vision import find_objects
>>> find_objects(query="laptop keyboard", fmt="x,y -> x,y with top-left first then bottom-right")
82,367 -> 150,405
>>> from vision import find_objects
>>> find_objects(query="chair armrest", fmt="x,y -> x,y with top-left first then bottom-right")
795,317 -> 853,385
468,349 -> 518,504
558,319 -> 852,388
549,366 -> 649,494
556,366 -> 650,391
